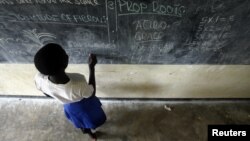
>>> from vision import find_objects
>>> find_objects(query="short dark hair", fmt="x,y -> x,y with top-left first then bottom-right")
34,43 -> 68,75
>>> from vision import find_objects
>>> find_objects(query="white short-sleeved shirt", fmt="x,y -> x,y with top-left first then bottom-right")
35,73 -> 94,104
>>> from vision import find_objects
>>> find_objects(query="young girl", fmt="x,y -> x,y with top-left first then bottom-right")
34,43 -> 106,141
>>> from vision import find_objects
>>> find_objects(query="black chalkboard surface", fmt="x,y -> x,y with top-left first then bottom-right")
0,0 -> 249,64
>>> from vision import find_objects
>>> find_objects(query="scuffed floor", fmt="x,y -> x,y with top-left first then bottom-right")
0,97 -> 250,141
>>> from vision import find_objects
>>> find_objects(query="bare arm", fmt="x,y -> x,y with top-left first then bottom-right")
88,54 -> 97,96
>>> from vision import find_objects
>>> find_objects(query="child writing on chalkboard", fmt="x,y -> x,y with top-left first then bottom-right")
34,43 -> 106,141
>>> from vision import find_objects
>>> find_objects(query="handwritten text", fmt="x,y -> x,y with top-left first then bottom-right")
0,0 -> 100,5
117,0 -> 186,17
11,13 -> 107,25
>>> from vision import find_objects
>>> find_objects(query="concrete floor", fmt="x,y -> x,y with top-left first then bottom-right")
0,97 -> 250,141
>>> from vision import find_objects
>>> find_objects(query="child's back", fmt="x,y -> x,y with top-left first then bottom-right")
34,43 -> 106,140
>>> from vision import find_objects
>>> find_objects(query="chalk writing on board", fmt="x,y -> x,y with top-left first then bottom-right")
107,0 -> 115,10
0,0 -> 249,64
129,42 -> 171,64
201,15 -> 235,24
211,0 -> 225,13
9,13 -> 107,26
23,29 -> 57,46
186,15 -> 235,51
134,19 -> 168,30
0,28 -> 56,62
0,0 -> 14,5
0,0 -> 100,5
117,0 -> 186,17
66,27 -> 114,48
195,0 -> 226,14
0,29 -> 56,49
133,19 -> 169,43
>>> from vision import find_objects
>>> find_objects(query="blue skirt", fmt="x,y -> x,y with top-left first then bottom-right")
63,96 -> 106,129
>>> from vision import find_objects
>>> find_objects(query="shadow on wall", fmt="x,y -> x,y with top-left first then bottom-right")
104,82 -> 165,96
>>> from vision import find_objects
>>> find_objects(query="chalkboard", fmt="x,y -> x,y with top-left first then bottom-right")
0,0 -> 249,64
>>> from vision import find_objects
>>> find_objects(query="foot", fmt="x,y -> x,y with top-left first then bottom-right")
88,132 -> 97,141
81,128 -> 97,140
